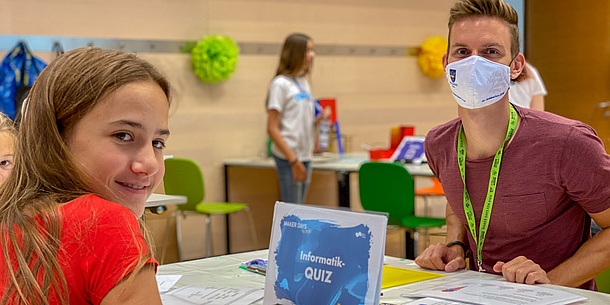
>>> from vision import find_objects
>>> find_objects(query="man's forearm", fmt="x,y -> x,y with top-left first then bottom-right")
445,205 -> 469,258
547,227 -> 610,287
445,212 -> 467,242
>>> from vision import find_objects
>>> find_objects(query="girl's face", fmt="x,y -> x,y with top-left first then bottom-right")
0,132 -> 14,184
302,39 -> 315,72
66,81 -> 170,217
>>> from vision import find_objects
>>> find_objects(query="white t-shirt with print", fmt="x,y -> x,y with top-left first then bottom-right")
267,75 -> 315,162
509,63 -> 548,109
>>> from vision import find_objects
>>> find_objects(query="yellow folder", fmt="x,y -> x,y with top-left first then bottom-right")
381,265 -> 444,289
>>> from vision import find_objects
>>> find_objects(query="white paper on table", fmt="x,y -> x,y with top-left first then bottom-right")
156,275 -> 182,292
161,286 -> 264,305
399,297 -> 474,305
402,279 -> 587,305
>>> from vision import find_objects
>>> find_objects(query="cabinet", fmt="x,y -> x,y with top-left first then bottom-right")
527,1 -> 610,150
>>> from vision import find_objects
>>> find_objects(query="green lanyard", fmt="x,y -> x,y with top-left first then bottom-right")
457,104 -> 518,272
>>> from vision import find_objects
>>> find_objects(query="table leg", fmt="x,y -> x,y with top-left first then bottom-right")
337,170 -> 350,208
224,164 -> 231,254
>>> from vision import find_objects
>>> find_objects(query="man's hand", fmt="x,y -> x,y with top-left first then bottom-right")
415,243 -> 466,272
493,256 -> 551,285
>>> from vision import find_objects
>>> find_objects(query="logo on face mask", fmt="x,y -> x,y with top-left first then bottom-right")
445,56 -> 510,109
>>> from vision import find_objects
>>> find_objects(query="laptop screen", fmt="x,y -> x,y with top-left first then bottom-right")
390,136 -> 426,164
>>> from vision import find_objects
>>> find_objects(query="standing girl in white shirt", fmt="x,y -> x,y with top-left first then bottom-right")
266,33 -> 326,204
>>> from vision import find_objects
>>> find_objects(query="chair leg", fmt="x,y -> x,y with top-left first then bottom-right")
176,211 -> 184,262
244,206 -> 259,250
423,196 -> 430,216
400,228 -> 406,259
205,214 -> 212,258
413,230 -> 420,257
423,228 -> 430,250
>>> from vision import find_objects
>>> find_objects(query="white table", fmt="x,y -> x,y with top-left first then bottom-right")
146,193 -> 188,208
158,249 -> 610,304
223,153 -> 433,209
145,193 -> 188,215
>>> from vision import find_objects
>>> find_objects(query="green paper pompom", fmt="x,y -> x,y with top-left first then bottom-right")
191,35 -> 239,83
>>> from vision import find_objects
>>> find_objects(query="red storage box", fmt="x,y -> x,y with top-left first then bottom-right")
369,148 -> 394,160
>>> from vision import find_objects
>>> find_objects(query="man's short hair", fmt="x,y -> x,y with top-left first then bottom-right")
448,0 -> 520,58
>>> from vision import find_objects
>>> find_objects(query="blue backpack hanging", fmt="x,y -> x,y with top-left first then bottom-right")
0,41 -> 47,120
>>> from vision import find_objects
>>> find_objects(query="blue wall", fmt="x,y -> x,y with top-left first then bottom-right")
505,0 -> 525,53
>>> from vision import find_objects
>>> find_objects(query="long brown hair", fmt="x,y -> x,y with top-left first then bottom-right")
275,33 -> 312,77
266,33 -> 312,108
0,47 -> 170,304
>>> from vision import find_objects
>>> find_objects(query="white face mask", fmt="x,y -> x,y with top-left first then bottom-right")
445,55 -> 510,109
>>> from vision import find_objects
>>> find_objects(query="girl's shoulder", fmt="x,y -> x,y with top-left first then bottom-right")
271,75 -> 295,86
61,194 -> 138,228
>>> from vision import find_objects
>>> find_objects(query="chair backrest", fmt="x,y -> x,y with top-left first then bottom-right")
163,157 -> 205,211
358,161 -> 415,226
596,267 -> 610,293
431,177 -> 444,193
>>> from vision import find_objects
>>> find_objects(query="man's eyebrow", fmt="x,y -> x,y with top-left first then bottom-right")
482,42 -> 503,48
450,42 -> 503,48
450,42 -> 468,48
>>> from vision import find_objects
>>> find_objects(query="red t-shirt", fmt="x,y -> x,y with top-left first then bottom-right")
1,194 -> 158,303
425,105 -> 610,290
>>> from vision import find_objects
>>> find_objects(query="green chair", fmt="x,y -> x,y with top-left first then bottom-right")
359,161 -> 446,259
161,157 -> 258,262
596,268 -> 610,293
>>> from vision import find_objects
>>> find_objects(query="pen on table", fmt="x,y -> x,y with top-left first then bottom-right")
246,265 -> 266,275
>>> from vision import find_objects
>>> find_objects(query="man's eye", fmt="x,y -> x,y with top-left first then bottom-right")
115,132 -> 133,141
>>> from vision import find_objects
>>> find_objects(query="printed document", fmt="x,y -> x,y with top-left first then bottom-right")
404,279 -> 586,305
161,286 -> 263,305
